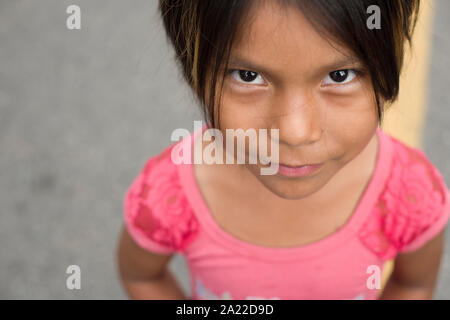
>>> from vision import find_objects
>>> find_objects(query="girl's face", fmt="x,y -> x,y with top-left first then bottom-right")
214,1 -> 380,200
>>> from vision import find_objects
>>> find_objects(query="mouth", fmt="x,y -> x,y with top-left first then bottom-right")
274,162 -> 324,177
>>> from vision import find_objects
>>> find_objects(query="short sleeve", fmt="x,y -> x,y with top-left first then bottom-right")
384,143 -> 450,255
396,175 -> 450,254
123,145 -> 200,255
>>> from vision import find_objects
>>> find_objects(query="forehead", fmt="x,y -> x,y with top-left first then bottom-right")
231,1 -> 356,73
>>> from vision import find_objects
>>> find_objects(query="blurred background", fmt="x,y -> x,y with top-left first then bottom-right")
0,0 -> 448,299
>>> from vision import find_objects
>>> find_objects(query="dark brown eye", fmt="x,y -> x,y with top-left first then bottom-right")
229,69 -> 265,85
329,70 -> 348,82
239,70 -> 258,82
323,69 -> 357,86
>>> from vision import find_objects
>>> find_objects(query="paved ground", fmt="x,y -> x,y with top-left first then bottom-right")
0,0 -> 448,299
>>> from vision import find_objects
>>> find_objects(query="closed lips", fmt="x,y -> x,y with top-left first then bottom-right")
278,163 -> 323,167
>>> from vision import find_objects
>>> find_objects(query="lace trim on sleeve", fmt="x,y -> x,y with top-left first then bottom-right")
359,140 -> 449,260
124,145 -> 200,253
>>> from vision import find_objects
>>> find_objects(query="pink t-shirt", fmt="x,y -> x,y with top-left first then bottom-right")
123,125 -> 450,300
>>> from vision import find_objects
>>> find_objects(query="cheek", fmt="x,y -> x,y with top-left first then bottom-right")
319,88 -> 378,158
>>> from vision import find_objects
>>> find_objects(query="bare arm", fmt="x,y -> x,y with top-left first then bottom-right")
379,229 -> 446,299
116,225 -> 188,300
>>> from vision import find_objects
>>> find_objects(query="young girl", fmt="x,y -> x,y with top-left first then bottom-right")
117,0 -> 450,299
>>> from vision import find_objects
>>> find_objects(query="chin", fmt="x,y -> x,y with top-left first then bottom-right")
257,174 -> 323,200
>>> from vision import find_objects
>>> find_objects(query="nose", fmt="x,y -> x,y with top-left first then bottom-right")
272,89 -> 324,148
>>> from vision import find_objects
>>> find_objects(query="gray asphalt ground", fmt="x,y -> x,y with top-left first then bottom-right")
0,0 -> 448,299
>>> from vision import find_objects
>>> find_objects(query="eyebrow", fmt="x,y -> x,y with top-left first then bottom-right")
228,54 -> 363,76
